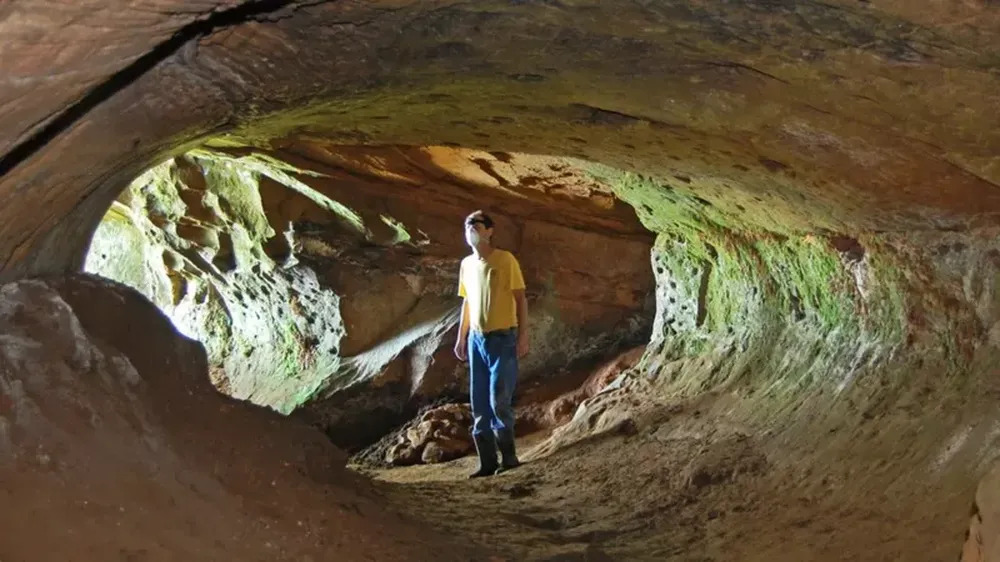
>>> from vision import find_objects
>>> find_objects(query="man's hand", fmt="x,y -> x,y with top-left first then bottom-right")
454,337 -> 468,361
516,333 -> 529,358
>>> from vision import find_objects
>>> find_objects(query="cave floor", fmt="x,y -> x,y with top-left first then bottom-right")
358,396 -> 968,562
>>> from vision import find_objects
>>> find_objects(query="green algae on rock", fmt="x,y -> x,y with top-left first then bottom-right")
86,152 -> 345,414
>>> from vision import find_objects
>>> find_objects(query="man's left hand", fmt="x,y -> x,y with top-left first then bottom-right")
516,334 -> 529,358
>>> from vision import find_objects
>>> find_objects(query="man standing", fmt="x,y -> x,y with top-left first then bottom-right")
454,210 -> 530,478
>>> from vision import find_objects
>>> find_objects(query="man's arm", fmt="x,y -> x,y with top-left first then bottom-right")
455,259 -> 469,361
513,289 -> 529,358
454,298 -> 470,361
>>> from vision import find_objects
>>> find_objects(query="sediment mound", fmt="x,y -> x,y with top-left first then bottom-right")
0,275 -> 482,561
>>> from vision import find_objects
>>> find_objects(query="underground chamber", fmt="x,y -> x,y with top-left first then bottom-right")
3,2 -> 1000,560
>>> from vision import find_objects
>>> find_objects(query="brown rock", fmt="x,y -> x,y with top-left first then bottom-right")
514,346 -> 645,434
385,404 -> 475,465
420,437 -> 472,464
962,462 -> 1000,561
386,442 -> 422,467
0,275 -> 479,561
406,420 -> 439,446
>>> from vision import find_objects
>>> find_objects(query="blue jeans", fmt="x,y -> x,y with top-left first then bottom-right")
468,328 -> 518,435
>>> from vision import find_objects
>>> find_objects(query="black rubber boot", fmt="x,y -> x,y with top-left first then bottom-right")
494,428 -> 521,474
469,432 -> 499,478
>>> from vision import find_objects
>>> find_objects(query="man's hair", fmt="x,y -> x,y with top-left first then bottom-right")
465,210 -> 494,229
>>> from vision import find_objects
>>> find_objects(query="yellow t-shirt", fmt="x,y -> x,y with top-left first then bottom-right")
458,249 -> 526,333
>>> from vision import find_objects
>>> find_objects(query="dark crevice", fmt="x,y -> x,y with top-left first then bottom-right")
568,103 -> 671,128
701,61 -> 791,85
470,157 -> 511,187
828,235 -> 865,262
0,0 -> 315,178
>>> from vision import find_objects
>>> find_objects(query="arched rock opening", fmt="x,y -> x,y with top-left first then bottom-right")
83,143 -> 657,454
3,1 -> 1000,560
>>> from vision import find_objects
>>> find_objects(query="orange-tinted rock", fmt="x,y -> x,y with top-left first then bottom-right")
962,462 -> 1000,562
421,438 -> 470,464
5,2 -> 1000,283
516,346 -> 645,435
385,403 -> 475,466
386,443 -> 421,466
244,145 -> 657,448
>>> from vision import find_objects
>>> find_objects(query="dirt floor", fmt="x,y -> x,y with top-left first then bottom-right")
0,278 -> 496,562
1,277 -> 981,561
360,392 -> 971,562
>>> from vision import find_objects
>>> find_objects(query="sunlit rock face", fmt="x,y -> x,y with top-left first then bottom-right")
85,153 -> 345,413
86,143 -> 655,446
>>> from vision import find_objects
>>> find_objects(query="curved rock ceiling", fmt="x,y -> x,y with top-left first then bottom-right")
2,0 -> 1000,279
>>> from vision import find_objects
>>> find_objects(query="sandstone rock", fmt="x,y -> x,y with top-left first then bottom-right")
964,511 -> 985,562
10,2 -> 1000,560
426,403 -> 472,424
383,403 -> 475,466
421,438 -> 472,464
962,462 -> 1000,562
85,155 -> 345,415
406,420 -> 438,446
0,275 -> 477,561
680,436 -> 768,489
86,147 -> 654,450
386,442 -> 421,467
516,346 -> 645,435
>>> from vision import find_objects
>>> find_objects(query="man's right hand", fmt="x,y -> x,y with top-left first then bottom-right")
454,338 -> 468,361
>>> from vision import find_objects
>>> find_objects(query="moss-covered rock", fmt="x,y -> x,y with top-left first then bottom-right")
86,153 -> 345,414
87,145 -> 656,442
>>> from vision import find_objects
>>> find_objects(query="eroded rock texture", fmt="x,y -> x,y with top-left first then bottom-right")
372,346 -> 643,467
85,153 -> 345,412
86,144 -> 654,446
963,463 -> 1000,562
3,1 -> 1000,279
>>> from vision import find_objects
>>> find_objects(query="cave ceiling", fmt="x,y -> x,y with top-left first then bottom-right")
1,1 -> 1000,279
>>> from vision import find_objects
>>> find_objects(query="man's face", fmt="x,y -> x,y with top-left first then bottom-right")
465,217 -> 491,247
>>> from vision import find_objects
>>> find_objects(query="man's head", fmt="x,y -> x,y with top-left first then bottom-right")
464,210 -> 494,249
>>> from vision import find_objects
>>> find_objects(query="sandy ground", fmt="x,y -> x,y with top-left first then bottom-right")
0,278 -> 493,562
363,393 -> 971,562
0,277 -> 983,561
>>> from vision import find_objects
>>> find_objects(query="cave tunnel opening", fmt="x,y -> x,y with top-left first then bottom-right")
82,142 -> 660,462
69,132 -> 995,562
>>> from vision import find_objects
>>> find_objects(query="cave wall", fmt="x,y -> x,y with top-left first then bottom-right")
3,1 -> 1000,283
86,144 -> 655,445
538,170 -> 1000,558
86,152 -> 345,413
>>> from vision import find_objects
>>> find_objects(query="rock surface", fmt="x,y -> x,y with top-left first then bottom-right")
86,146 -> 654,447
85,153 -> 345,413
3,1 -> 1000,281
963,463 -> 1000,562
4,1 -> 1000,560
0,275 -> 485,561
385,403 -> 474,466
369,346 -> 643,467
